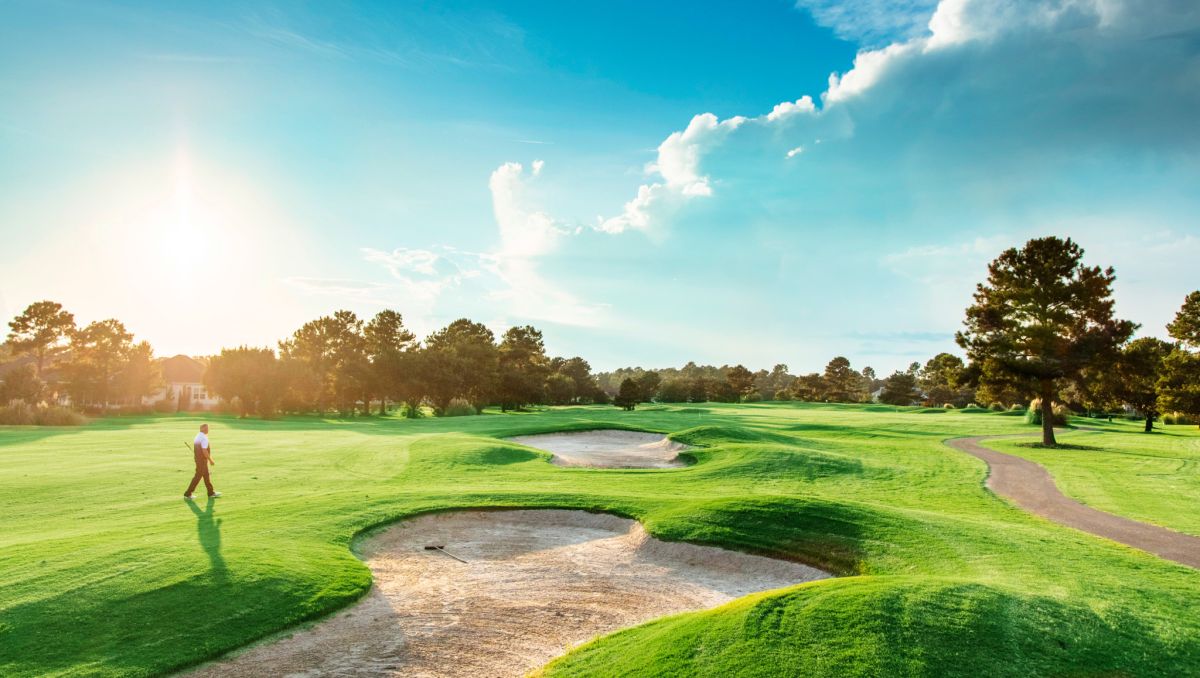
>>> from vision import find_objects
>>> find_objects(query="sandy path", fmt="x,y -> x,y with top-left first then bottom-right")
948,435 -> 1200,568
507,430 -> 687,468
184,510 -> 828,677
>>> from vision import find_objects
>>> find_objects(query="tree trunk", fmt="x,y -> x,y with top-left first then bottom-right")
1144,414 -> 1154,433
379,398 -> 387,416
1040,380 -> 1057,447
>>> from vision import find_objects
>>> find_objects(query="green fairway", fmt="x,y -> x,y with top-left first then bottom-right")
2,403 -> 1199,677
986,418 -> 1200,537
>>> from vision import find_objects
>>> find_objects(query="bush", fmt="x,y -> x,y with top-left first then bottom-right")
218,397 -> 244,416
943,403 -> 955,409
152,398 -> 176,414
1024,398 -> 1069,426
443,398 -> 477,417
742,392 -> 763,403
0,400 -> 86,426
0,399 -> 36,425
1164,412 -> 1196,426
36,405 -> 87,426
989,402 -> 1005,411
1009,403 -> 1025,411
773,390 -> 793,401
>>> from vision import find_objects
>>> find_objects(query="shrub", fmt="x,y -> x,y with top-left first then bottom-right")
0,400 -> 86,426
36,405 -> 87,426
742,392 -> 763,403
152,398 -> 176,414
1009,403 -> 1025,411
773,390 -> 793,401
1164,412 -> 1196,426
0,399 -> 36,425
943,403 -> 955,409
218,397 -> 244,416
1024,398 -> 1069,426
989,402 -> 1005,411
443,398 -> 477,417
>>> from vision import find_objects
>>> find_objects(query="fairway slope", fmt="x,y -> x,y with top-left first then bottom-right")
184,509 -> 828,677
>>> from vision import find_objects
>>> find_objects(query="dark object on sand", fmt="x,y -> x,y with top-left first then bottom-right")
424,544 -> 468,563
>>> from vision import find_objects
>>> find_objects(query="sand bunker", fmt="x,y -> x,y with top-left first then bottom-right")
185,509 -> 828,678
508,429 -> 688,468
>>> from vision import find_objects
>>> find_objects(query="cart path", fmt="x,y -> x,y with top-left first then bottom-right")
946,434 -> 1200,569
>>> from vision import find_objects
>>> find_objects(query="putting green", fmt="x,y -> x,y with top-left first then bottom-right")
1,403 -> 1198,677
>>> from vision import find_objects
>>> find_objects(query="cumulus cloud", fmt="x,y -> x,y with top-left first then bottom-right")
357,161 -> 607,330
598,113 -> 747,233
577,0 -> 1200,366
592,0 -> 1200,237
489,160 -> 565,258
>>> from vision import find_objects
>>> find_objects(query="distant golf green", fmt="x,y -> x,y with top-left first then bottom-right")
2,403 -> 1198,677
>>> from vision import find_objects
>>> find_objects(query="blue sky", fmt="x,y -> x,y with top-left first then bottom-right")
2,0 -> 1198,374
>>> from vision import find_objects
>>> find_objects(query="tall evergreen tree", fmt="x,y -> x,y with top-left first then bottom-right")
497,325 -> 551,411
6,301 -> 75,378
364,310 -> 416,415
424,319 -> 498,413
1167,291 -> 1200,347
64,319 -> 134,408
821,356 -> 858,402
1113,337 -> 1172,432
957,237 -> 1135,446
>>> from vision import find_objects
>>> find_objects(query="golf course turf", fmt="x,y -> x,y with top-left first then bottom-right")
2,403 -> 1199,677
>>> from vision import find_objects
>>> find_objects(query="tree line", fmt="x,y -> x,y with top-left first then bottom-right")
1,303 -> 158,410
3,238 -> 1199,443
596,238 -> 1200,447
205,312 -> 608,417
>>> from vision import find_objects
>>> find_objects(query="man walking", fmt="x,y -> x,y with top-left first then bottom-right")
185,423 -> 221,500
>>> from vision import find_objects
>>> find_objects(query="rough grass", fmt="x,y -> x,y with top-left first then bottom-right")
1,403 -> 1198,677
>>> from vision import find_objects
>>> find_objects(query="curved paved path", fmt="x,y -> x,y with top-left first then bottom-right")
947,435 -> 1200,569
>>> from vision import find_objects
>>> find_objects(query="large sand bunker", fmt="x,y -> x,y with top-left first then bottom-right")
185,509 -> 829,678
508,429 -> 688,468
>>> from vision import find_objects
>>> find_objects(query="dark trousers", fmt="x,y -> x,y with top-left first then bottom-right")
185,450 -> 214,496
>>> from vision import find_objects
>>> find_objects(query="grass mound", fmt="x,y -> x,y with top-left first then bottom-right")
539,577 -> 1195,678
643,496 -> 915,574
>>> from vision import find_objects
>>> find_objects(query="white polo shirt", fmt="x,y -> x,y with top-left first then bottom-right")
194,431 -> 209,450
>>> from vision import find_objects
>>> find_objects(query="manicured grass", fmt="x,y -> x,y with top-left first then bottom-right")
986,418 -> 1200,536
1,403 -> 1198,677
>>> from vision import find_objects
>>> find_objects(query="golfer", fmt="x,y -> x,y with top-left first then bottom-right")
184,424 -> 221,500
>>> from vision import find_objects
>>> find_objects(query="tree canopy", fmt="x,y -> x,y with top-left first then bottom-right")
957,236 -> 1135,446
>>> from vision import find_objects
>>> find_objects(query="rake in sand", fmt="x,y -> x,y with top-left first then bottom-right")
424,545 -> 469,563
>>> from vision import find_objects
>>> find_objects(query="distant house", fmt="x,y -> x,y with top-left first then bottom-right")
145,355 -> 218,410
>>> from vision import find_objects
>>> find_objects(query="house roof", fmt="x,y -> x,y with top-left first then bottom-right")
160,355 -> 206,383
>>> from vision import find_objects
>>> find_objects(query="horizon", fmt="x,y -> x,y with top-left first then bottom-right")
2,0 -> 1197,374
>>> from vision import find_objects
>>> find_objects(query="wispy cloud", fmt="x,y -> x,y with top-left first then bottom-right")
794,0 -> 939,45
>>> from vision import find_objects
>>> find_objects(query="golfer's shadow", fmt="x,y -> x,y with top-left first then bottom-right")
186,497 -> 227,578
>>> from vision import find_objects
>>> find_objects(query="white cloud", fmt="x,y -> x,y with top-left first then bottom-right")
354,161 -> 607,331
786,146 -> 805,158
488,161 -> 564,258
795,0 -> 940,45
592,0 -> 1200,237
766,96 -> 817,122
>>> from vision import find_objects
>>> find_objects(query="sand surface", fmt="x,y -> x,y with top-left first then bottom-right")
507,429 -> 688,468
184,509 -> 829,678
